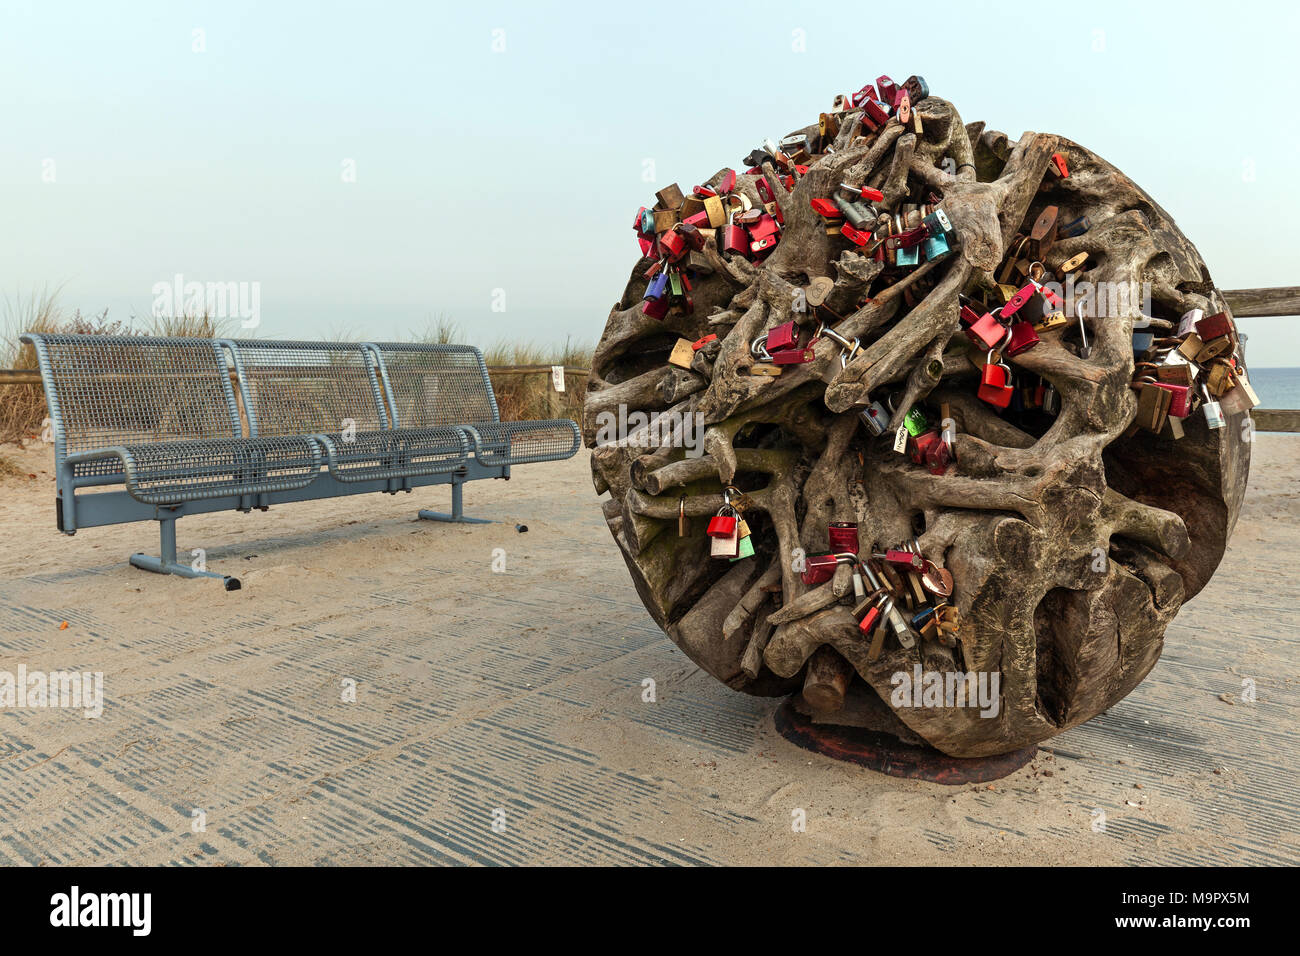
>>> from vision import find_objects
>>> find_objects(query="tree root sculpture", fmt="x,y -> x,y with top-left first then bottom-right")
585,82 -> 1251,757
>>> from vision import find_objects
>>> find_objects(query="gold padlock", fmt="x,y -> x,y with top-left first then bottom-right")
667,338 -> 695,370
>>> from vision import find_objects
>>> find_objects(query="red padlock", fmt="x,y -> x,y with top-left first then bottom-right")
765,320 -> 798,353
858,604 -> 882,636
801,553 -> 842,587
851,83 -> 877,107
999,282 -> 1038,319
771,347 -> 815,365
1006,320 -> 1040,357
875,75 -> 898,108
828,522 -> 859,554
810,197 -> 842,219
722,211 -> 750,257
641,297 -> 669,320
883,548 -> 924,571
966,312 -> 1008,351
691,333 -> 717,351
659,229 -> 687,261
840,223 -> 872,246
1152,382 -> 1193,417
706,515 -> 737,538
1051,153 -> 1069,178
860,99 -> 890,131
977,351 -> 1014,408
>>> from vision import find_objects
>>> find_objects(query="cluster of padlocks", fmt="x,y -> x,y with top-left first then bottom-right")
801,530 -> 960,662
1129,308 -> 1257,435
643,74 -> 1255,662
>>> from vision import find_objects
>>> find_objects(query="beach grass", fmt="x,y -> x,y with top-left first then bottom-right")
1,295 -> 591,442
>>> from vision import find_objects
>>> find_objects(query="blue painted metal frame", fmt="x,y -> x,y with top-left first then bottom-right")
22,333 -> 576,582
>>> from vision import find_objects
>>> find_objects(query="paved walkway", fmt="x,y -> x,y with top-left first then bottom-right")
0,438 -> 1295,865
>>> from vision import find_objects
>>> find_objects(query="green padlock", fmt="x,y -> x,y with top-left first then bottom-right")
730,519 -> 755,561
669,269 -> 684,297
903,405 -> 928,437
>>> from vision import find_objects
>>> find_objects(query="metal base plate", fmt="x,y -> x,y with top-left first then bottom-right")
774,698 -> 1036,785
417,510 -> 492,524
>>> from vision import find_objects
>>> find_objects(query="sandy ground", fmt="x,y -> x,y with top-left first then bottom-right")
0,436 -> 1296,866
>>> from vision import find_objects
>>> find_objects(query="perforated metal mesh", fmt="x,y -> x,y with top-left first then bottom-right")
24,334 -> 240,479
121,437 -> 321,504
228,340 -> 389,436
319,427 -> 470,482
467,420 -> 581,466
371,343 -> 498,427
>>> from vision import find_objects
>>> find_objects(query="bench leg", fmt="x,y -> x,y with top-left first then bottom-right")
418,480 -> 491,524
129,517 -> 242,591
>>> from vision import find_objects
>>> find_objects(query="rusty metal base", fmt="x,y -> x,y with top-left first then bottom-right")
774,699 -> 1036,784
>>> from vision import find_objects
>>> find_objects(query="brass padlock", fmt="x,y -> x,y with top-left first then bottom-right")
668,338 -> 695,370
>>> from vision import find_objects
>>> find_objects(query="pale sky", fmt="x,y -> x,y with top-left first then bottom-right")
2,0 -> 1298,363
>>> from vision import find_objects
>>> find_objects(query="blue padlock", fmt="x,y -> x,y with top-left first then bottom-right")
644,270 -> 670,302
922,233 -> 949,261
1059,215 -> 1091,238
1132,331 -> 1155,353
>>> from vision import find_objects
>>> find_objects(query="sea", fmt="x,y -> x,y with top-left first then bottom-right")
1246,368 -> 1300,409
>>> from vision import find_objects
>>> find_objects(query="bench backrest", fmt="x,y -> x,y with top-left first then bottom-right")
226,340 -> 390,437
371,344 -> 498,429
21,333 -> 242,478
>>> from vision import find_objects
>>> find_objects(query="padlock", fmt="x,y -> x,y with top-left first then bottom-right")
903,75 -> 929,102
1206,360 -> 1234,397
1201,385 -> 1225,429
1173,308 -> 1203,337
894,89 -> 911,127
801,552 -> 853,587
729,533 -> 755,562
828,522 -> 859,554
710,523 -> 740,559
1050,152 -> 1069,178
810,197 -> 842,220
832,193 -> 874,230
1151,381 -> 1193,418
859,400 -> 890,436
655,183 -> 684,209
921,231 -> 950,261
1033,311 -> 1069,333
840,223 -> 872,246
1132,330 -> 1156,355
966,311 -> 1009,351
903,405 -> 928,437
722,209 -> 749,257
765,320 -> 798,354
1196,311 -> 1234,343
850,83 -> 878,108
770,347 -> 815,365
875,75 -> 898,109
1006,320 -> 1040,356
659,228 -> 687,261
1194,335 -> 1232,365
894,215 -> 919,266
1055,252 -> 1088,278
878,548 -> 924,572
1058,215 -> 1091,238
977,351 -> 1014,408
860,98 -> 890,132
1135,379 -> 1173,433
653,208 -> 679,234
643,269 -> 669,302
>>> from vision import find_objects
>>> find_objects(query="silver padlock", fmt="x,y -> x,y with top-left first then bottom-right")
1077,301 -> 1092,359
1201,384 -> 1225,430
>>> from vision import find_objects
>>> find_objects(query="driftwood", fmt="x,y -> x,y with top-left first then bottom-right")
585,92 -> 1251,757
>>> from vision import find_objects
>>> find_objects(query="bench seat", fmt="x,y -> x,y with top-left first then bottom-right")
461,419 -> 581,467
316,426 -> 469,482
67,435 -> 322,505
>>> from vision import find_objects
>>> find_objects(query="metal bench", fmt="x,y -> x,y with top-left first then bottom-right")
371,343 -> 581,522
22,333 -> 579,587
